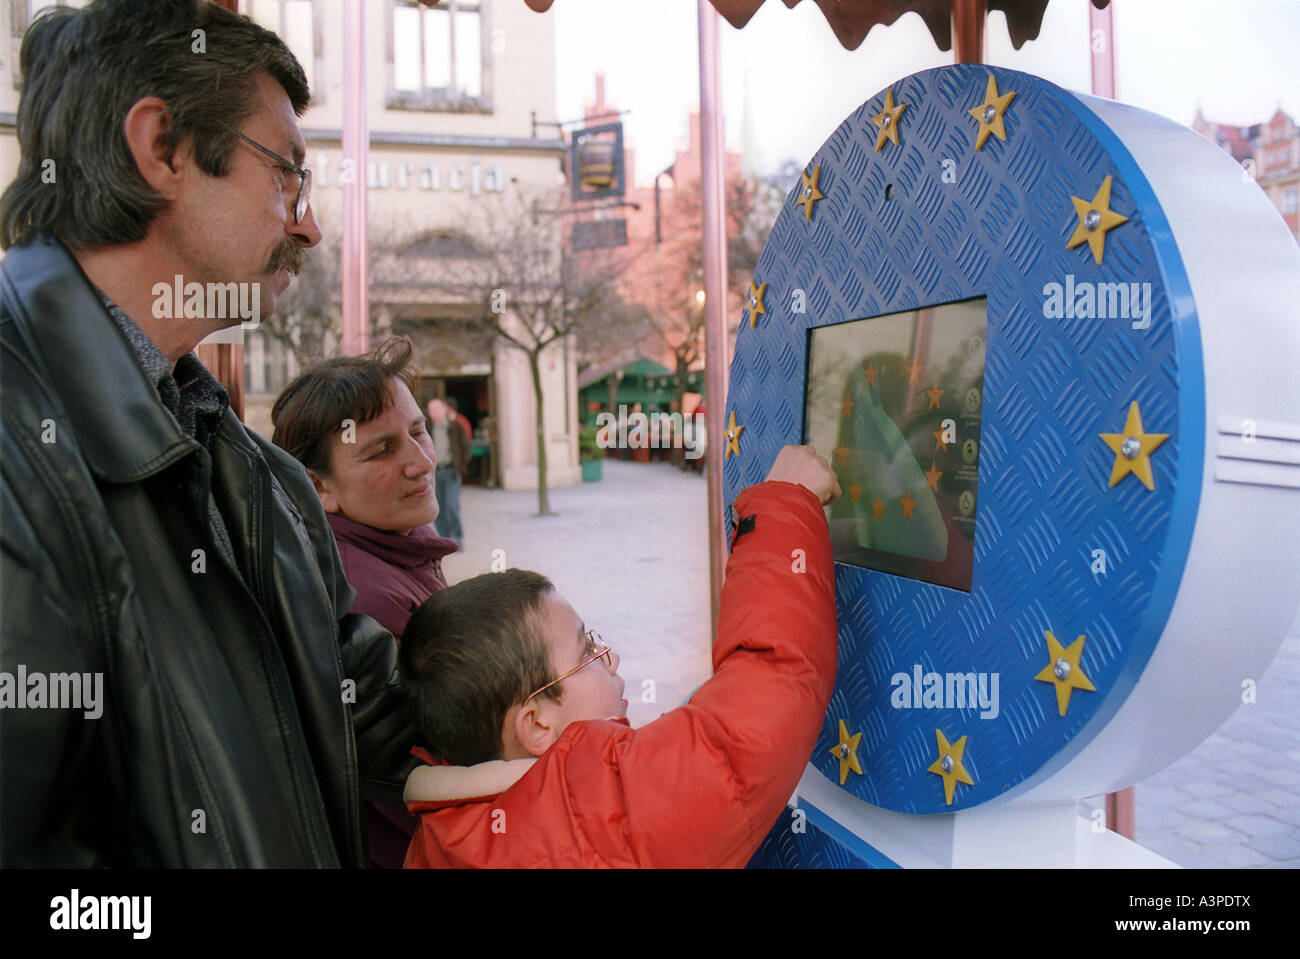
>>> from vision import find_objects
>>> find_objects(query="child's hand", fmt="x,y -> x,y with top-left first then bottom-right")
764,445 -> 841,504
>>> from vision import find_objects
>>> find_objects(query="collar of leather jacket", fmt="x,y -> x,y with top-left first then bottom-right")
1,237 -> 203,484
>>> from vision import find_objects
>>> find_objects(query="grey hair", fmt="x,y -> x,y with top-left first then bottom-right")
1,0 -> 309,250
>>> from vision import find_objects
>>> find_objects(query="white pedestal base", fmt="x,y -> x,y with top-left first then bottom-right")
795,765 -> 1177,868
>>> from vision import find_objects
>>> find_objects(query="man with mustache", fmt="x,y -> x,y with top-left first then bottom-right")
0,0 -> 414,866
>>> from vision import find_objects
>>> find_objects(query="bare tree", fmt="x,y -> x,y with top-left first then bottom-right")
631,173 -> 780,419
388,189 -> 645,516
261,234 -> 342,367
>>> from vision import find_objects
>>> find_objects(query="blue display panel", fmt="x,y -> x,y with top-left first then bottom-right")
722,64 -> 1203,814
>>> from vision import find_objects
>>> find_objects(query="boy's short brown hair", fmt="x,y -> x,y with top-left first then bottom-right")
271,336 -> 419,476
401,570 -> 560,765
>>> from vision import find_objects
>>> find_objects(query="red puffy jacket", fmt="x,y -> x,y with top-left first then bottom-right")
403,480 -> 837,868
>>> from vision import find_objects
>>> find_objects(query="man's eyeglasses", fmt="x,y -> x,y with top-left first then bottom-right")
225,127 -> 312,224
524,629 -> 613,705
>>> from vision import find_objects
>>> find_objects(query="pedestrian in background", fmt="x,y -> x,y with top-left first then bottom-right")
427,397 -> 469,544
446,395 -> 473,445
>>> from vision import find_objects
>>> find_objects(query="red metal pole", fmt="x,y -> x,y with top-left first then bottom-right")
1089,1 -> 1117,100
199,0 -> 245,419
1091,0 -> 1132,840
1081,0 -> 1133,839
951,0 -> 986,64
1086,0 -> 1132,841
341,0 -> 370,355
1106,787 -> 1135,839
698,0 -> 728,634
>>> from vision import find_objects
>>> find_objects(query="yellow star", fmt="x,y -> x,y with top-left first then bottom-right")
968,73 -> 1016,151
1034,631 -> 1097,716
926,729 -> 974,806
848,481 -> 862,504
723,410 -> 744,459
1066,175 -> 1129,265
872,89 -> 907,152
1100,401 -> 1169,490
796,164 -> 825,221
933,429 -> 948,452
871,498 -> 885,520
830,719 -> 863,785
924,462 -> 942,491
905,360 -> 924,386
924,382 -> 945,409
841,395 -> 854,419
900,491 -> 916,517
744,280 -> 767,329
864,362 -> 879,386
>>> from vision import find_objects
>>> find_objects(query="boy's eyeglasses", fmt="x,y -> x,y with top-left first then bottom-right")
225,127 -> 313,224
524,629 -> 613,704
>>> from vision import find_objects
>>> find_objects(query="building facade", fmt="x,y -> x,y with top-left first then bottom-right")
1193,106 -> 1300,244
1,0 -> 582,491
572,74 -> 753,424
1252,109 -> 1300,243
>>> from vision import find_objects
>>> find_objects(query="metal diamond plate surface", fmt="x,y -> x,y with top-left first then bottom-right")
746,811 -> 880,869
723,65 -> 1202,814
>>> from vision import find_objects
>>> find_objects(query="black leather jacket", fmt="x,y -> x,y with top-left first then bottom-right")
0,238 -> 414,866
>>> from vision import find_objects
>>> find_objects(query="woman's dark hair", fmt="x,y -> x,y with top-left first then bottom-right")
401,570 -> 560,766
1,0 -> 309,250
271,336 -> 421,477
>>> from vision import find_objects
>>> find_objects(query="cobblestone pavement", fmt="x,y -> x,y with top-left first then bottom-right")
1130,627 -> 1300,868
442,458 -> 1300,868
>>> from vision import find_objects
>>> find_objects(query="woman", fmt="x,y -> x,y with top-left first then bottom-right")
272,336 -> 458,867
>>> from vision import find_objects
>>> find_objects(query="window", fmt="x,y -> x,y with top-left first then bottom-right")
11,0 -> 88,89
246,0 -> 320,100
389,0 -> 491,112
26,0 -> 86,18
1284,188 -> 1298,215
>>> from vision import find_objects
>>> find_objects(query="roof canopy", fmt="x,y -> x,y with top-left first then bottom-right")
517,0 -> 1111,52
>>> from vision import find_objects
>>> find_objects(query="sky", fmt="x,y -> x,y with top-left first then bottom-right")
552,0 -> 1300,186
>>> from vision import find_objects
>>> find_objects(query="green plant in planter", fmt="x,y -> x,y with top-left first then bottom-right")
579,423 -> 604,481
579,423 -> 603,462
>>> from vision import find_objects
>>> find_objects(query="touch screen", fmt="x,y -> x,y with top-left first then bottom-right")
803,298 -> 987,591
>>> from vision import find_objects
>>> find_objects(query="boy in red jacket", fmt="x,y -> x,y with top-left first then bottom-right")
400,445 -> 840,867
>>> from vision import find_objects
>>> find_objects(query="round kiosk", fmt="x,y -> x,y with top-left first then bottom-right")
723,63 -> 1300,868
